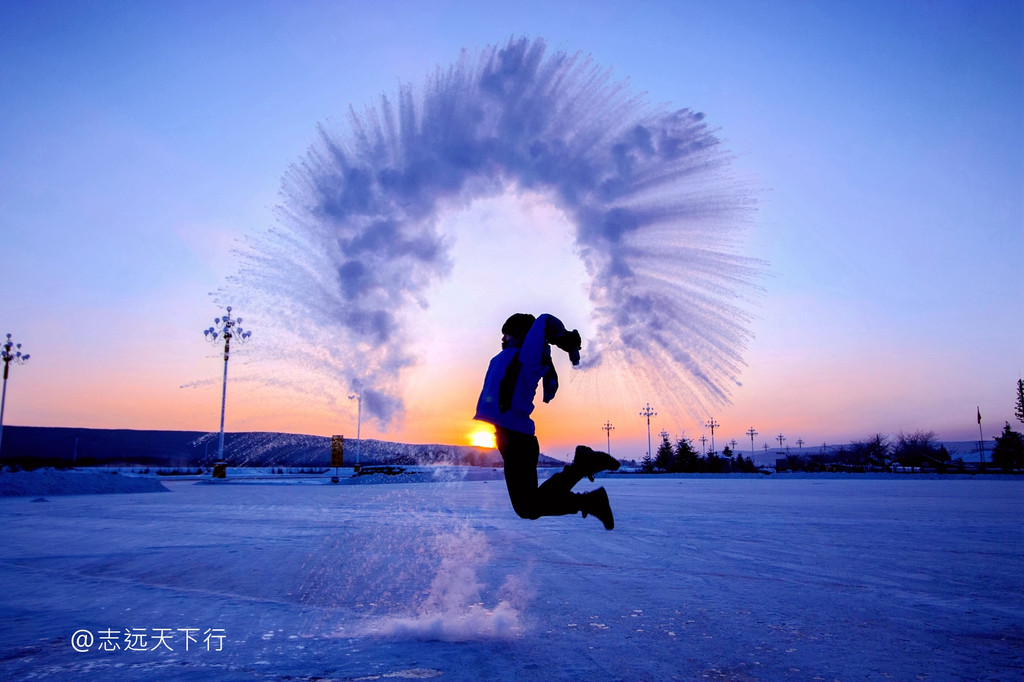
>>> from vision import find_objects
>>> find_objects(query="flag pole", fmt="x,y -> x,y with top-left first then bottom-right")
977,406 -> 984,466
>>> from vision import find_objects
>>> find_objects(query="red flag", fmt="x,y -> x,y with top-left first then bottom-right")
977,407 -> 981,424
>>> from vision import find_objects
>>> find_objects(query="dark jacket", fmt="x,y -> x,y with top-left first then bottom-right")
474,313 -> 566,435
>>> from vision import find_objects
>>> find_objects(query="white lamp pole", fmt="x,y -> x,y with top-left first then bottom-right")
348,394 -> 362,465
705,417 -> 720,456
639,403 -> 657,459
602,420 -> 614,455
0,334 -> 30,457
204,307 -> 251,462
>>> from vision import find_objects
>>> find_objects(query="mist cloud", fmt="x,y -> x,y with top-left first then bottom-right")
230,36 -> 760,425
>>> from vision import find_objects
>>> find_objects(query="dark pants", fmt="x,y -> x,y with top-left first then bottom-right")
495,426 -> 585,520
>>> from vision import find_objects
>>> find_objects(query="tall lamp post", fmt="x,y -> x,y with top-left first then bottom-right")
705,417 -> 720,456
349,394 -> 362,466
639,403 -> 657,460
602,420 -> 615,455
0,334 -> 30,457
204,307 -> 251,463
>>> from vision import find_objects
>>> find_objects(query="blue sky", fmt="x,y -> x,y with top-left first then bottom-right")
1,0 -> 1021,459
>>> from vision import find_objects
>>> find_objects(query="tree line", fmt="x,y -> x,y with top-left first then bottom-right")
633,434 -> 761,474
623,426 -> 1022,474
624,379 -> 1024,474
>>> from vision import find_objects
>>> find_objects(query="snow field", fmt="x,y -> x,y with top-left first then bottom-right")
0,468 -> 171,497
0,475 -> 1021,681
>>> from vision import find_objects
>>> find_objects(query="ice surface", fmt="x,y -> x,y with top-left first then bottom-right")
0,469 -> 170,497
0,474 -> 1021,681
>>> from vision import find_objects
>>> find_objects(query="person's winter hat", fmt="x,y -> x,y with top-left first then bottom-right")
501,313 -> 536,341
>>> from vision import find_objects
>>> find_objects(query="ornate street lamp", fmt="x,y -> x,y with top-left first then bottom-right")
639,403 -> 657,459
705,417 -> 720,456
747,426 -> 758,458
204,307 -> 251,463
602,420 -> 615,455
0,334 -> 30,457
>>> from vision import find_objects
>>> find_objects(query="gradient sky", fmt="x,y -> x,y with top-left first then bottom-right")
1,0 -> 1021,462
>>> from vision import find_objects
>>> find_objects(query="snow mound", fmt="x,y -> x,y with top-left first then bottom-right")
376,601 -> 522,641
0,469 -> 170,497
362,526 -> 532,642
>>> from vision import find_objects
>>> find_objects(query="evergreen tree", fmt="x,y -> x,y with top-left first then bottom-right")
654,434 -> 676,472
992,422 -> 1024,472
1015,379 -> 1024,426
705,451 -> 721,473
736,454 -> 757,473
640,450 -> 655,473
674,436 -> 700,472
721,445 -> 734,473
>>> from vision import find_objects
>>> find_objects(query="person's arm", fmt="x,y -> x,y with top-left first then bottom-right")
520,314 -> 581,367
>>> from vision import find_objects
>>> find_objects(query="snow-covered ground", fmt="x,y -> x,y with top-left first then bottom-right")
0,469 -> 171,497
0,472 -> 1020,681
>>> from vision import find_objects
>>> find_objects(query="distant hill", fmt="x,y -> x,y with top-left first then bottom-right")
0,426 -> 568,469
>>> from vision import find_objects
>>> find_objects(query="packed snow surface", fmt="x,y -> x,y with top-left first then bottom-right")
0,473 -> 1020,681
0,469 -> 170,497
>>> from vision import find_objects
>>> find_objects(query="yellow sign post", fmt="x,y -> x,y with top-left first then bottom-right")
331,435 -> 345,467
331,435 -> 344,482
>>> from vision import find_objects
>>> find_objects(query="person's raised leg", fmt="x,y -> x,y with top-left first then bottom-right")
534,445 -> 619,500
534,455 -> 615,528
495,427 -> 614,527
534,464 -> 613,525
571,445 -> 621,481
579,488 -> 614,530
495,426 -> 543,520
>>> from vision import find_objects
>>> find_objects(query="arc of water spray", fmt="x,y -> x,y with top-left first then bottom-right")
229,36 -> 762,426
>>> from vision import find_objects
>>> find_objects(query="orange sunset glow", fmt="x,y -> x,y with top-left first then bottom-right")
468,426 -> 496,449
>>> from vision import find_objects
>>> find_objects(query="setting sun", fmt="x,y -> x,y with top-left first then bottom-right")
469,427 -> 496,449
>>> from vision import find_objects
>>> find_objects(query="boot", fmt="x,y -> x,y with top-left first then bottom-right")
573,445 -> 621,482
580,488 -> 614,530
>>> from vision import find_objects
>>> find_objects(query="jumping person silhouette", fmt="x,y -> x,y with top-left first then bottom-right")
474,313 -> 619,529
